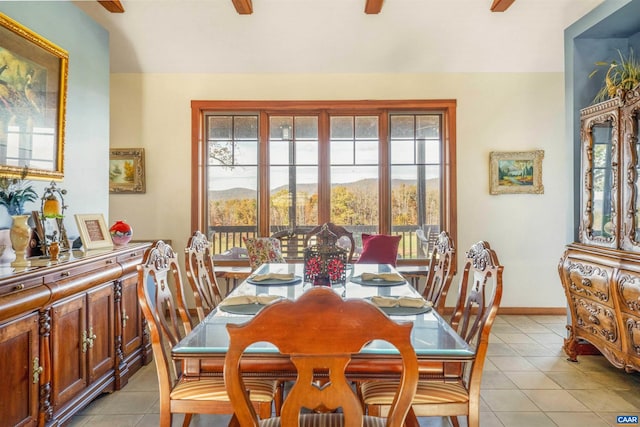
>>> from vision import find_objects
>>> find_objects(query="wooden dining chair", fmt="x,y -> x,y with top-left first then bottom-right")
422,231 -> 456,312
271,227 -> 311,260
360,241 -> 503,427
225,286 -> 419,427
304,222 -> 356,263
184,230 -> 223,322
137,240 -> 278,427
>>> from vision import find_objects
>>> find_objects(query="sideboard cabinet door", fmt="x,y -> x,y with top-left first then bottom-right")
51,282 -> 115,417
0,312 -> 39,427
121,273 -> 143,363
621,88 -> 640,251
578,99 -> 620,249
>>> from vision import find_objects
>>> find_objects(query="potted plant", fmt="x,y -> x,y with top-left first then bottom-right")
590,49 -> 640,103
0,167 -> 38,216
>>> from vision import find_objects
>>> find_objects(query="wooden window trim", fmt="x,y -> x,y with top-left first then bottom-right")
191,99 -> 457,265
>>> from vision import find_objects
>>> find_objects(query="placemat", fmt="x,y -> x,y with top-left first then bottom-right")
218,303 -> 266,315
246,276 -> 302,286
350,275 -> 405,287
377,305 -> 433,316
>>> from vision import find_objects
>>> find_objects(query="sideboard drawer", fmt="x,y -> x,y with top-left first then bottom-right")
570,294 -> 621,351
563,259 -> 613,306
0,276 -> 43,298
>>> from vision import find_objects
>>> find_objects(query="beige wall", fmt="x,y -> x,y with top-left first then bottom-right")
109,73 -> 570,308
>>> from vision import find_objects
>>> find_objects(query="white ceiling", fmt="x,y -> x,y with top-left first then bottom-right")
72,0 -> 604,74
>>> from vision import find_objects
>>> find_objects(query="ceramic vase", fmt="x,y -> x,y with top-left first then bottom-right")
109,220 -> 133,246
10,214 -> 32,265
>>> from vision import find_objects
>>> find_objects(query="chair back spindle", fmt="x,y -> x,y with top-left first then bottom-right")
185,230 -> 223,321
422,231 -> 456,311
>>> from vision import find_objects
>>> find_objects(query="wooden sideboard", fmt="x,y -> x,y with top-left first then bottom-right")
0,243 -> 152,427
559,243 -> 640,373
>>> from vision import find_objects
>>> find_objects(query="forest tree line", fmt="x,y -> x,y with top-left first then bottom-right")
210,183 -> 439,227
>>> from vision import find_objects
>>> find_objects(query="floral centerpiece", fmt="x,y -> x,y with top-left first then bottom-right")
0,167 -> 38,216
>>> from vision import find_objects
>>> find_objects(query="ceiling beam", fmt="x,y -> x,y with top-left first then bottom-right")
232,0 -> 253,14
490,0 -> 515,12
365,0 -> 384,14
98,0 -> 124,13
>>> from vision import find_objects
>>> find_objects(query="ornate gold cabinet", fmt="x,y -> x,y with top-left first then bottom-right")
560,85 -> 640,372
0,243 -> 150,426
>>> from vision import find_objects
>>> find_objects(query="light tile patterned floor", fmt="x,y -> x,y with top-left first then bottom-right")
68,315 -> 640,427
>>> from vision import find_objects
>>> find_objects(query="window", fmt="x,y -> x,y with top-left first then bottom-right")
192,100 -> 456,265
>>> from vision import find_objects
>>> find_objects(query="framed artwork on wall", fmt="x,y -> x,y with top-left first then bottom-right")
109,148 -> 146,193
74,214 -> 113,250
0,13 -> 69,180
489,150 -> 544,195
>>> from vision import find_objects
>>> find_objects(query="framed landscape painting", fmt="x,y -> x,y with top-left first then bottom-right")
489,150 -> 544,195
109,148 -> 146,193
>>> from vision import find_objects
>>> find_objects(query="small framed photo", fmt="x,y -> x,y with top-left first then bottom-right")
489,150 -> 544,195
74,214 -> 113,250
109,148 -> 146,193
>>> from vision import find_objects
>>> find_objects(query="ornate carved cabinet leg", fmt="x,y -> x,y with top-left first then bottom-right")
563,325 -> 579,362
39,308 -> 52,424
113,279 -> 128,390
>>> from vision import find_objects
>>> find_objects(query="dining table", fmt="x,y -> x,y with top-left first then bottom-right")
172,262 -> 473,382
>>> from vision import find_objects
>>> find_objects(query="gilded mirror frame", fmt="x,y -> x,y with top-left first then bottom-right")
0,13 -> 68,181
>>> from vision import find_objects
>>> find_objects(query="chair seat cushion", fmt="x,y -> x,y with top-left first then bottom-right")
356,234 -> 401,266
361,380 -> 469,405
171,377 -> 277,402
259,413 -> 387,427
244,237 -> 286,270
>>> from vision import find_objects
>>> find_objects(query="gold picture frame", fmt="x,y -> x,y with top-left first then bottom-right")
0,13 -> 68,180
109,148 -> 146,193
489,150 -> 544,195
74,214 -> 113,250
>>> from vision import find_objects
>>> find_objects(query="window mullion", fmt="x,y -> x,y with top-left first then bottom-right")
318,110 -> 331,223
258,111 -> 270,236
378,111 -> 390,234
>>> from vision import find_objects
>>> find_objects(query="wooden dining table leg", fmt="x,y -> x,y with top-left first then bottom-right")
228,413 -> 240,427
404,407 -> 420,427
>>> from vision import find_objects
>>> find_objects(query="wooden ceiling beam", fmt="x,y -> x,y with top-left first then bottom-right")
98,0 -> 124,13
365,0 -> 384,14
232,0 -> 253,14
490,0 -> 515,12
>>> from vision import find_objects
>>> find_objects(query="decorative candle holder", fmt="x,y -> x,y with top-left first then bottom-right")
303,224 -> 347,286
33,181 -> 69,255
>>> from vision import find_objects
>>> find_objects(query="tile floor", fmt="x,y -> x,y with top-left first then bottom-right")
68,314 -> 640,427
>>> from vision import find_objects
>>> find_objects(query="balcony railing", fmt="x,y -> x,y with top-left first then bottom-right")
210,224 -> 439,263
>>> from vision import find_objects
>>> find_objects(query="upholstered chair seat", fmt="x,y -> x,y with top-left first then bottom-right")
361,380 -> 469,406
170,377 -> 278,402
258,413 -> 389,427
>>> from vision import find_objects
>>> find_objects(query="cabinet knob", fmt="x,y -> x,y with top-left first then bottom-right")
122,310 -> 129,328
13,283 -> 25,291
60,271 -> 70,277
106,259 -> 114,264
32,357 -> 43,384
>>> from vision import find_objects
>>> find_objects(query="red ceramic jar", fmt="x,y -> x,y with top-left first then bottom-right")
109,220 -> 133,246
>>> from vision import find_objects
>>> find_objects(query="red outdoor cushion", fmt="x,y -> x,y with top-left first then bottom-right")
356,233 -> 401,266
